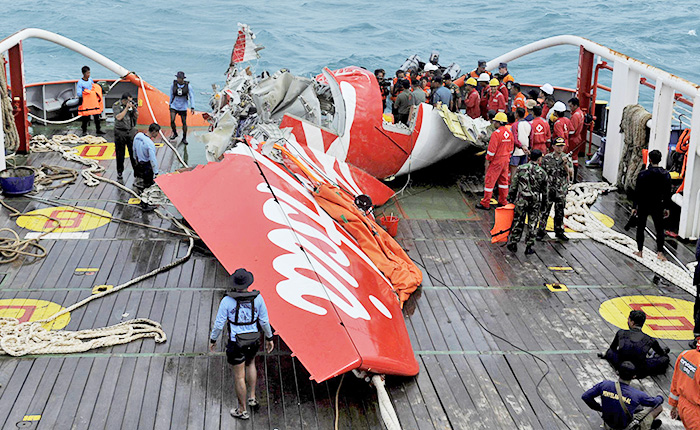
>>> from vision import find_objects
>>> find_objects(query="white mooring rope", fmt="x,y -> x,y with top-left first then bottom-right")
564,182 -> 693,293
0,134 -> 195,356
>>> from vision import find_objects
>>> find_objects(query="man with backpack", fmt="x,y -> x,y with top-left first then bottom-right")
210,268 -> 274,420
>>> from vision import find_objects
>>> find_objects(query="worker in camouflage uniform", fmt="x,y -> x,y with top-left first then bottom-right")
507,149 -> 547,255
537,137 -> 574,241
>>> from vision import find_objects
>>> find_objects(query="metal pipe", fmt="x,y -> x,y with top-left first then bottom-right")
0,28 -> 130,77
486,35 -> 700,99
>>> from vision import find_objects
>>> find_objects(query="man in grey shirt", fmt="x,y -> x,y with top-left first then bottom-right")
410,80 -> 426,106
112,93 -> 139,181
393,80 -> 412,125
430,76 -> 452,108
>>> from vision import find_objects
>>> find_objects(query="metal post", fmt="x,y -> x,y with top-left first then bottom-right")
603,60 -> 640,183
648,78 -> 675,166
678,95 -> 700,239
0,99 -> 5,171
8,42 -> 28,153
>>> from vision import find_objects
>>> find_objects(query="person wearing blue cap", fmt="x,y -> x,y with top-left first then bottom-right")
169,71 -> 195,145
210,268 -> 274,420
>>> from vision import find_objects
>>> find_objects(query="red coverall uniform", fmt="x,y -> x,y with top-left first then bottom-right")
479,86 -> 490,119
530,117 -> 551,154
487,91 -> 506,113
553,117 -> 573,149
480,126 -> 514,208
568,107 -> 585,166
465,89 -> 481,119
498,83 -> 509,105
541,104 -> 550,119
670,349 -> 700,429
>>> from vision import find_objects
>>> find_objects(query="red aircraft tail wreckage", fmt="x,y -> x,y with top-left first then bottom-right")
158,24 -> 487,422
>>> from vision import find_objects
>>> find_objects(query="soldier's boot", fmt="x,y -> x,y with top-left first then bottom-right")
506,243 -> 517,253
536,230 -> 546,241
573,166 -> 579,183
524,245 -> 534,255
555,231 -> 569,241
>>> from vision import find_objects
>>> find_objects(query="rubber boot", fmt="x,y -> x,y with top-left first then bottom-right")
586,152 -> 601,167
524,245 -> 534,255
573,166 -> 579,184
506,243 -> 517,253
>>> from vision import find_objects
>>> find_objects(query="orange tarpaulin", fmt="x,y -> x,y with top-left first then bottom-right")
313,183 -> 422,304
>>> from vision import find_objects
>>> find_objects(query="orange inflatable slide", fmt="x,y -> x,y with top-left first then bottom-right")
313,183 -> 422,304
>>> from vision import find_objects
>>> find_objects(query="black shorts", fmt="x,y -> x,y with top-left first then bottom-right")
226,339 -> 260,365
169,108 -> 188,118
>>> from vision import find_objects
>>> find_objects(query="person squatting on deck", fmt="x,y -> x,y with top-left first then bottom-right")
599,310 -> 670,378
631,149 -> 672,261
169,71 -> 195,145
76,65 -> 104,136
536,137 -> 573,242
112,93 -> 138,181
476,112 -> 513,210
506,149 -> 546,255
582,361 -> 663,430
669,338 -> 700,428
210,269 -> 274,421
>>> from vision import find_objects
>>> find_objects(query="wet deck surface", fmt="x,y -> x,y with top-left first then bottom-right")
0,129 -> 695,429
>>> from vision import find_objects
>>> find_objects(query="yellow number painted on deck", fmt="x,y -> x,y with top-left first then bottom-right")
0,298 -> 70,330
599,295 -> 694,340
546,211 -> 614,232
16,206 -> 111,233
74,142 -> 127,160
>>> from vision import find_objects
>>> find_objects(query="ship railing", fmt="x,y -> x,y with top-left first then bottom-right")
486,35 -> 700,239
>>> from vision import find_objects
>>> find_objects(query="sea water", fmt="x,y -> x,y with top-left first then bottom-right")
4,0 -> 700,111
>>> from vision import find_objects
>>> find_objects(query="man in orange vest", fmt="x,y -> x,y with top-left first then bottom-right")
669,340 -> 700,429
530,105 -> 551,154
463,78 -> 481,119
76,66 -> 105,136
487,79 -> 506,113
469,60 -> 490,79
511,83 -> 526,112
498,63 -> 514,89
568,97 -> 586,181
477,112 -> 513,210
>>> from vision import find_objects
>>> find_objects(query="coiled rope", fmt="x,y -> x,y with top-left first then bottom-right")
0,134 -> 197,356
564,182 -> 693,292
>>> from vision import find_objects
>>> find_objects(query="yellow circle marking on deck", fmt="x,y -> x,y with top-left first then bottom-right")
16,206 -> 111,233
0,298 -> 70,330
599,295 -> 694,340
546,211 -> 614,233
74,142 -> 129,160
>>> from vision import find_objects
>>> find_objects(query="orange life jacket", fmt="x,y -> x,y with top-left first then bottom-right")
78,83 -> 104,116
676,128 -> 691,193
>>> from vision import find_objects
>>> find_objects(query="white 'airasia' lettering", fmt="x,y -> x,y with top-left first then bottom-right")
259,183 -> 371,320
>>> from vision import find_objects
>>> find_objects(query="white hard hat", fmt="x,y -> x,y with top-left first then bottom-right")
541,83 -> 554,95
424,63 -> 438,72
552,101 -> 567,112
477,73 -> 490,82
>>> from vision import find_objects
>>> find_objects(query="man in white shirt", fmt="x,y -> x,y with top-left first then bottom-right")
510,107 -> 532,179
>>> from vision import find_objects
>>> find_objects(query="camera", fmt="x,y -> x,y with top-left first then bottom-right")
378,79 -> 391,88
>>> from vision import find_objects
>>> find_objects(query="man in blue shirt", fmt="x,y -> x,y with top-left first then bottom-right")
76,66 -> 104,136
210,268 -> 274,420
132,123 -> 160,198
582,361 -> 663,430
169,71 -> 195,145
430,76 -> 452,108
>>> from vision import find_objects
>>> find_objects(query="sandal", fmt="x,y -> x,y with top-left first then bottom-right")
230,408 -> 250,420
248,398 -> 259,407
